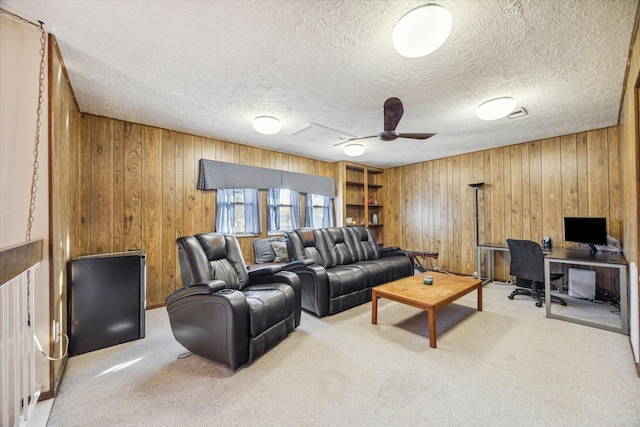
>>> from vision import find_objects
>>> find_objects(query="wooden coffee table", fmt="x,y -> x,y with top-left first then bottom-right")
371,272 -> 482,348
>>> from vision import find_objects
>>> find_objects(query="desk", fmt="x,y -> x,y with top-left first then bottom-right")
476,243 -> 551,285
476,243 -> 509,284
544,248 -> 628,335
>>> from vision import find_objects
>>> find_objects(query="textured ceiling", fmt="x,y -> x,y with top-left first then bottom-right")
2,0 -> 637,168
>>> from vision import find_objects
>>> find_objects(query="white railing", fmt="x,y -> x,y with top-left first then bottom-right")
1,241 -> 43,427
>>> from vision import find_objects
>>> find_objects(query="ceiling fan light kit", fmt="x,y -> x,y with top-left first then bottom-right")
252,116 -> 281,134
476,97 -> 517,121
392,4 -> 452,58
344,144 -> 365,157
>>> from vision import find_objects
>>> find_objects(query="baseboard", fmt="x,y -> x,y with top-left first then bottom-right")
42,355 -> 69,402
147,302 -> 165,309
38,390 -> 54,401
55,357 -> 68,391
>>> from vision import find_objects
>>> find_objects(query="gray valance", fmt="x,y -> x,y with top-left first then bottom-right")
198,159 -> 281,190
198,159 -> 335,197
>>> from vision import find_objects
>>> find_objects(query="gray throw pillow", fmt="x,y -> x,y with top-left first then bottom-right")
254,238 -> 276,263
271,241 -> 289,263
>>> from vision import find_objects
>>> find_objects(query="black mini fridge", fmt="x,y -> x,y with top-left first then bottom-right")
68,251 -> 146,356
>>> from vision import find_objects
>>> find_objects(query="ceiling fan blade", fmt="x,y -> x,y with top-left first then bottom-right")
396,133 -> 436,140
383,97 -> 404,132
334,135 -> 378,146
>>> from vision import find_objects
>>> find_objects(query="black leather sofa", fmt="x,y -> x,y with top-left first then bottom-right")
285,226 -> 413,317
165,232 -> 301,369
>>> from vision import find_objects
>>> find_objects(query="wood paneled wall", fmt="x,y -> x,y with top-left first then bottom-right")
79,114 -> 336,307
385,128 -> 622,283
80,115 -> 624,306
48,35 -> 81,394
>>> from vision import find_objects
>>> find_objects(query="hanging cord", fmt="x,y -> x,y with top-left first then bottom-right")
2,8 -> 68,360
35,332 -> 69,361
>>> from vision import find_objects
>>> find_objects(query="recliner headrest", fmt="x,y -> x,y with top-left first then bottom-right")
297,228 -> 316,247
326,227 -> 344,243
353,226 -> 368,241
196,233 -> 227,261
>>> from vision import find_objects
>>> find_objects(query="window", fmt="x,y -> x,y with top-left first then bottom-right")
305,194 -> 334,228
215,189 -> 261,234
267,189 -> 301,233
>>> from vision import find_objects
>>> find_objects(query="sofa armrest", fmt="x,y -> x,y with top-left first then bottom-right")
286,264 -> 330,317
380,246 -> 402,254
166,280 -> 227,305
249,270 -> 301,326
380,247 -> 410,259
197,279 -> 227,291
165,287 -> 249,369
248,260 -> 305,277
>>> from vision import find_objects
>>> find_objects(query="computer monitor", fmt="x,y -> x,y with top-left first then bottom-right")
563,217 -> 607,252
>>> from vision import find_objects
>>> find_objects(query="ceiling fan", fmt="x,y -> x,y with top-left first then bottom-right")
338,97 -> 436,145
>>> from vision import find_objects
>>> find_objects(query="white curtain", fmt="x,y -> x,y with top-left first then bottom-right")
305,194 -> 334,228
243,189 -> 261,234
215,188 -> 261,234
267,189 -> 280,231
322,196 -> 334,228
268,189 -> 301,231
290,190 -> 302,230
215,189 -> 235,233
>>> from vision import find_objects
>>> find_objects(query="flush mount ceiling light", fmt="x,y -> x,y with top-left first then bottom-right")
344,144 -> 365,157
476,97 -> 517,121
252,116 -> 281,134
392,4 -> 453,58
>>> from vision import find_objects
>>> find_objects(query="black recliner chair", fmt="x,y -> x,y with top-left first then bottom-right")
166,232 -> 301,369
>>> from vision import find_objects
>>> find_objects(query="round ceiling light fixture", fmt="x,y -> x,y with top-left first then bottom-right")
476,97 -> 517,121
392,4 -> 453,58
252,116 -> 281,134
344,144 -> 365,157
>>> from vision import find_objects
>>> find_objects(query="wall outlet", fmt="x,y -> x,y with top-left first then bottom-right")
473,271 -> 477,277
54,321 -> 61,343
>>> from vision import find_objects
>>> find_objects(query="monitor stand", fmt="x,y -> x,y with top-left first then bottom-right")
588,244 -> 598,253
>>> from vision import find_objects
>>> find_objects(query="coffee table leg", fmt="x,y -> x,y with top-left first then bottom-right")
477,284 -> 483,311
428,308 -> 436,348
372,291 -> 378,324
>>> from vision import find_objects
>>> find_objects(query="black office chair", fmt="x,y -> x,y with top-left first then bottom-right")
506,239 -> 567,307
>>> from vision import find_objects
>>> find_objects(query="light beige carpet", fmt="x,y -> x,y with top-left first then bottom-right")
47,282 -> 640,426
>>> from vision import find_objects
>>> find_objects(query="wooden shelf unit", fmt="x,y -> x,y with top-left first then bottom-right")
336,161 -> 385,245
